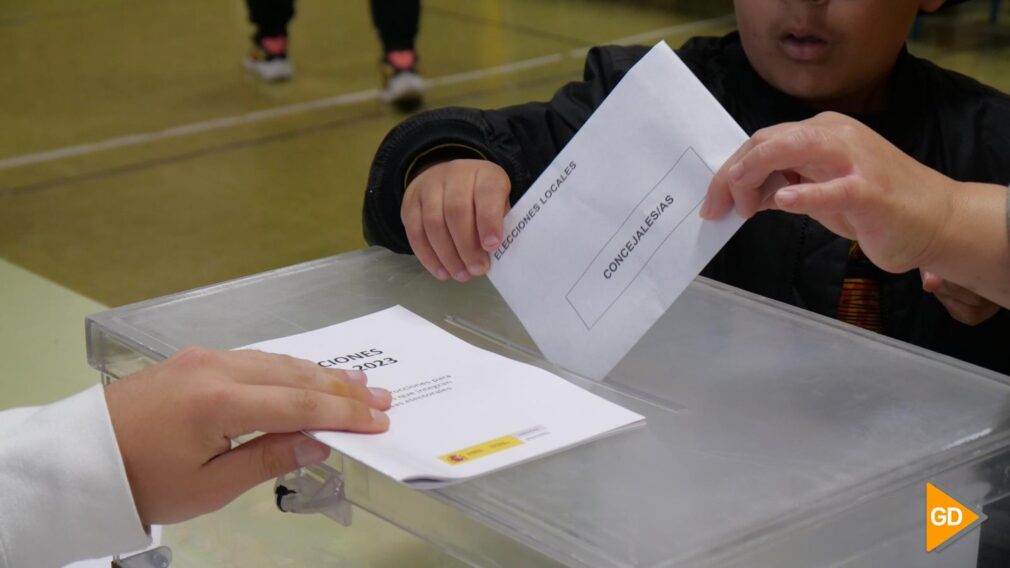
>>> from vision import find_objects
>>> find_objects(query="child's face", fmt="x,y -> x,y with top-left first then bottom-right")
734,0 -> 945,109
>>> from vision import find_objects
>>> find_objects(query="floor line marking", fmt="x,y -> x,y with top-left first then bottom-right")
0,15 -> 734,172
0,69 -> 580,198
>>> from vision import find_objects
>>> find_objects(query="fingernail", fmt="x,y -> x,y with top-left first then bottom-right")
699,199 -> 711,219
294,439 -> 330,467
435,268 -> 449,280
467,264 -> 485,276
345,370 -> 367,384
369,387 -> 390,401
370,408 -> 389,425
482,235 -> 499,249
729,162 -> 745,183
776,189 -> 798,206
454,270 -> 470,282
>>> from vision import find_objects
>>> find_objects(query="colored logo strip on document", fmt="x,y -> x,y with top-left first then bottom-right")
439,435 -> 524,466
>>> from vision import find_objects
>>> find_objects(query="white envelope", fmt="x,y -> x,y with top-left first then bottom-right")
488,41 -> 751,379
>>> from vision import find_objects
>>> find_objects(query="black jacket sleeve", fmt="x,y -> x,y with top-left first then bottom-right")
362,45 -> 650,253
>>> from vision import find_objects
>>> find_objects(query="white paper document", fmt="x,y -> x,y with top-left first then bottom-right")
242,306 -> 643,488
487,41 -> 751,379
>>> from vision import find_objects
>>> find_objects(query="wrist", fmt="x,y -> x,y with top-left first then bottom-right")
920,180 -> 1009,288
917,173 -> 963,273
404,144 -> 486,188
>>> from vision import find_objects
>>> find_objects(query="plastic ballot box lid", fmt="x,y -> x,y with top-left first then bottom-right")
87,248 -> 1010,567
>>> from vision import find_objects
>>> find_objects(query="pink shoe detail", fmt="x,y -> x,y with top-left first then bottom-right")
386,50 -> 416,70
261,35 -> 288,56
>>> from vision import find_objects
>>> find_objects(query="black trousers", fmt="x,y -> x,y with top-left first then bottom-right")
246,0 -> 421,52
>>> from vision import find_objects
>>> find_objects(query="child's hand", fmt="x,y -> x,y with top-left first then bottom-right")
701,112 -> 954,275
401,159 -> 511,281
922,270 -> 1001,326
104,348 -> 391,525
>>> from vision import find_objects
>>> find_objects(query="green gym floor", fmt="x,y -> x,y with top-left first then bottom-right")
2,1 -> 1009,566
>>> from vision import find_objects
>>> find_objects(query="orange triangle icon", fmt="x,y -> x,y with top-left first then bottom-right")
926,482 -> 982,552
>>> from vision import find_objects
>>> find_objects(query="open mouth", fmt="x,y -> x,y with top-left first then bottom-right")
778,32 -> 831,61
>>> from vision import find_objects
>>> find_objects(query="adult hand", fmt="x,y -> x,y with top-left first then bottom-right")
700,111 -> 955,274
104,347 -> 391,525
922,270 -> 1001,326
401,159 -> 511,282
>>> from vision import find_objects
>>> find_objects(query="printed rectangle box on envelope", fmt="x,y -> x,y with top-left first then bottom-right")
565,147 -> 714,329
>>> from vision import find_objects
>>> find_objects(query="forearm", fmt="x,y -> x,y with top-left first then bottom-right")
0,387 -> 148,567
925,181 -> 1010,309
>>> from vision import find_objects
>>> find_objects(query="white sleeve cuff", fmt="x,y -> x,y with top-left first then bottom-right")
0,385 -> 149,567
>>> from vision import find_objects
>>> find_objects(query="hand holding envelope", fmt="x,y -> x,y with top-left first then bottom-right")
487,41 -> 767,379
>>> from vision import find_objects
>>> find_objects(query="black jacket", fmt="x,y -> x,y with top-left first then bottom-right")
364,33 -> 1010,375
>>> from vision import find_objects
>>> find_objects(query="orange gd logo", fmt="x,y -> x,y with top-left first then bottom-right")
926,482 -> 986,552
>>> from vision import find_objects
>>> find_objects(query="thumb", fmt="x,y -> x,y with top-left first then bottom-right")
201,433 -> 330,510
921,269 -> 944,293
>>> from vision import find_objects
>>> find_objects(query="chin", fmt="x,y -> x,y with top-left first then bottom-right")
766,70 -> 845,105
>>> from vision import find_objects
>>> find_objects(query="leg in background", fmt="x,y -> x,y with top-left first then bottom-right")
244,0 -> 296,81
370,0 -> 421,52
370,0 -> 424,111
247,0 -> 296,40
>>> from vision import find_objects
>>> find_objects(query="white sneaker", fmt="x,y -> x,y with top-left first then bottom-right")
244,57 -> 294,82
380,70 -> 424,106
380,50 -> 424,111
245,35 -> 293,82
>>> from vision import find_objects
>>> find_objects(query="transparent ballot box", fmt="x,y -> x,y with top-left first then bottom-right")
87,247 -> 1010,567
